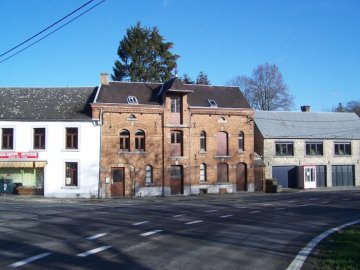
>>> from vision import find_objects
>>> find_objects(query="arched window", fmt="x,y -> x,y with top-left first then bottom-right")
200,163 -> 207,182
135,130 -> 145,151
238,132 -> 245,151
200,131 -> 206,152
217,163 -> 228,182
145,165 -> 153,184
216,131 -> 228,156
128,114 -> 136,121
120,130 -> 130,151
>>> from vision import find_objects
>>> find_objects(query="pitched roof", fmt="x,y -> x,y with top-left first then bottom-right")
255,111 -> 360,140
95,78 -> 251,109
0,87 -> 97,121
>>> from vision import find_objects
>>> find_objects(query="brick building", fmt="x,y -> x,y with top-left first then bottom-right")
92,74 -> 255,198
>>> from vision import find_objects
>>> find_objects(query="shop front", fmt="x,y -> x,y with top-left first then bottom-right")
0,152 -> 46,195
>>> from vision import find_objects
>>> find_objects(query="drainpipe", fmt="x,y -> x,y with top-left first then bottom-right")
189,111 -> 192,196
97,109 -> 103,199
161,112 -> 165,197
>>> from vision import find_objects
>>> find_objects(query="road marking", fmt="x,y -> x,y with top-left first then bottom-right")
86,233 -> 107,240
276,208 -> 286,210
309,198 -> 317,201
173,214 -> 185,217
342,198 -> 351,201
286,219 -> 360,270
140,230 -> 163,236
262,203 -> 273,206
77,246 -> 112,257
288,201 -> 296,203
204,209 -> 218,213
298,204 -> 309,207
220,215 -> 233,218
8,252 -> 51,267
133,221 -> 149,226
321,201 -> 330,204
249,211 -> 261,214
185,220 -> 203,225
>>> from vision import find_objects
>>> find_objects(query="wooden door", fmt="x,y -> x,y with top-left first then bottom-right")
111,167 -> 125,197
170,166 -> 183,195
236,163 -> 247,191
216,132 -> 228,156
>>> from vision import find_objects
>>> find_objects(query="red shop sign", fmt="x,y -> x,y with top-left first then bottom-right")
0,152 -> 39,159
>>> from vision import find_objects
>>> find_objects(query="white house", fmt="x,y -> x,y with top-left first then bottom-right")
0,87 -> 100,198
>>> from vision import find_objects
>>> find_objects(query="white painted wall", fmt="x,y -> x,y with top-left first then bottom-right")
0,121 -> 100,198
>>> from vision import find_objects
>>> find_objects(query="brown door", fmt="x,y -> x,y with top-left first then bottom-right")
236,163 -> 247,191
216,132 -> 228,156
170,166 -> 183,195
111,167 -> 125,197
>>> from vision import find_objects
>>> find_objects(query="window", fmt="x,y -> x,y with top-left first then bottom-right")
200,163 -> 207,182
1,128 -> 13,150
171,97 -> 181,113
66,128 -> 78,149
146,165 -> 153,184
65,162 -> 78,186
120,130 -> 130,151
200,131 -> 206,152
127,96 -> 138,104
306,142 -> 323,156
238,132 -> 245,151
334,142 -> 351,156
275,142 -> 294,156
34,128 -> 46,149
216,131 -> 228,156
135,130 -> 145,151
217,163 -> 228,182
171,131 -> 183,156
127,114 -> 136,121
208,99 -> 217,107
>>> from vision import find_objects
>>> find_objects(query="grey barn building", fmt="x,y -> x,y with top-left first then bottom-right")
254,109 -> 360,189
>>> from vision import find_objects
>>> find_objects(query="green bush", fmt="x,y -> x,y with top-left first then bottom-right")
265,178 -> 278,193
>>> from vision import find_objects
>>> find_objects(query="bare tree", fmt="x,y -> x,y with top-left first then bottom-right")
228,63 -> 294,111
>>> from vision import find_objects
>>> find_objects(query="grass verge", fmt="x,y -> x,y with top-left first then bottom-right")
314,225 -> 360,270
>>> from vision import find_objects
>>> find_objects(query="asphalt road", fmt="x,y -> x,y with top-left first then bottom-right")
0,190 -> 359,270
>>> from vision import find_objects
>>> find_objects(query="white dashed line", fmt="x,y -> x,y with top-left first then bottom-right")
185,220 -> 203,225
77,246 -> 112,257
220,215 -> 233,218
86,233 -> 108,240
298,204 -> 309,207
204,210 -> 218,213
321,201 -> 330,204
262,203 -> 273,206
133,221 -> 149,226
8,252 -> 51,267
288,201 -> 296,203
249,211 -> 261,214
309,198 -> 317,201
173,214 -> 185,218
140,230 -> 163,236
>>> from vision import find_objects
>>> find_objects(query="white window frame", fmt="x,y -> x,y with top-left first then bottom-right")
127,96 -> 138,104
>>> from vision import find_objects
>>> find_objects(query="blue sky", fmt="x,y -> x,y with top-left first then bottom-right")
0,0 -> 359,112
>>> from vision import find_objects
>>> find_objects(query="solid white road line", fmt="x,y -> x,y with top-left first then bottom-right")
286,220 -> 360,270
86,233 -> 108,240
77,246 -> 112,257
185,220 -> 203,225
8,252 -> 51,267
132,221 -> 149,226
140,230 -> 163,236
220,215 -> 233,218
249,211 -> 261,214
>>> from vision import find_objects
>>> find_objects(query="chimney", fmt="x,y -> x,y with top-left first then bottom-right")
301,105 -> 310,112
100,73 -> 109,85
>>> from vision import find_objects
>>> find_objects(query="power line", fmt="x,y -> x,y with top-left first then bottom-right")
0,0 -> 105,64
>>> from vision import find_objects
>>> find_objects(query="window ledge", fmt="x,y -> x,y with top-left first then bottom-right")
61,186 -> 79,189
145,183 -> 153,186
199,150 -> 207,154
237,150 -> 245,154
62,149 -> 79,152
334,154 -> 352,157
118,151 -> 146,155
214,155 -> 232,159
170,156 -> 186,160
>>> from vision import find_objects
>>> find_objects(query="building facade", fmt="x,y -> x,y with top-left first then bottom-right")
92,75 -> 255,198
0,87 -> 100,198
254,108 -> 360,189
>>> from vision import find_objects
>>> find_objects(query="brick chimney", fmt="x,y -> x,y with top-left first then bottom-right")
100,73 -> 109,85
301,105 -> 310,112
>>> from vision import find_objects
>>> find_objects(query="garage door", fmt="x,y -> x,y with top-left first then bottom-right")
272,166 -> 297,188
332,165 -> 354,187
316,165 -> 327,187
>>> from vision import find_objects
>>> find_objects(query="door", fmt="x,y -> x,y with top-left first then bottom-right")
170,165 -> 183,195
316,165 -> 327,187
304,166 -> 316,189
216,132 -> 228,156
272,166 -> 298,188
111,167 -> 125,197
332,165 -> 354,186
236,163 -> 247,191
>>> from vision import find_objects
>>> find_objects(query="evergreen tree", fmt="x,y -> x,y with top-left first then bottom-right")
181,73 -> 194,84
112,22 -> 179,82
196,71 -> 211,85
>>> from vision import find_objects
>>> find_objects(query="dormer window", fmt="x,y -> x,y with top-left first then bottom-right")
127,96 -> 138,104
208,99 -> 217,107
